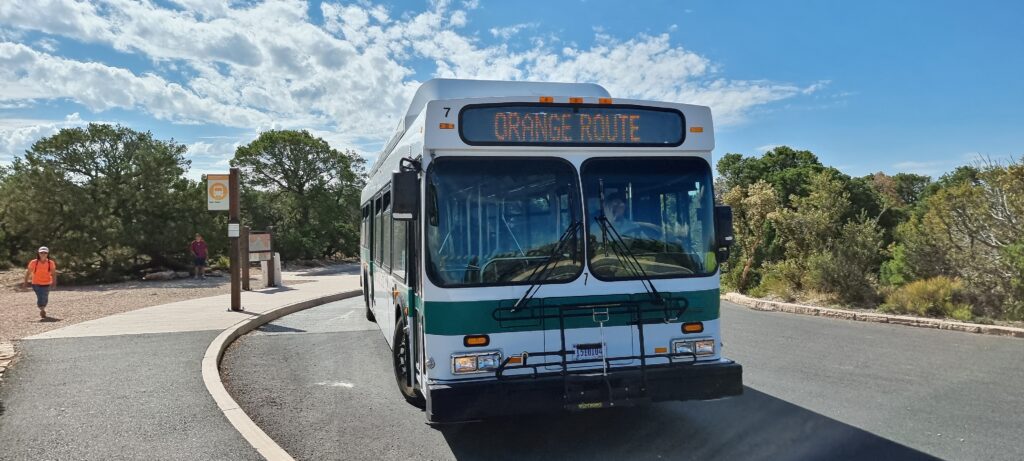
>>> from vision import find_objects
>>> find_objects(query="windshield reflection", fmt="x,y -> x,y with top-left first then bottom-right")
426,158 -> 583,287
582,157 -> 718,279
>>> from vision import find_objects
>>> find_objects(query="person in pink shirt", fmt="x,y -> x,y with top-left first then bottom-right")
189,234 -> 209,279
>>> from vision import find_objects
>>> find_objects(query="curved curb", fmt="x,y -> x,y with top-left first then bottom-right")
202,289 -> 362,461
723,292 -> 1024,339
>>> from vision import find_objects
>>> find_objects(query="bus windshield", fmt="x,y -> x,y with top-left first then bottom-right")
582,157 -> 717,280
426,158 -> 583,287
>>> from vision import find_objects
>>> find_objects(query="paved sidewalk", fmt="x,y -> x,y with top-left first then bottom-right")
0,267 -> 360,460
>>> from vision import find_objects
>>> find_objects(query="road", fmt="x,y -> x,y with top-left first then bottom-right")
0,331 -> 260,460
221,298 -> 1024,461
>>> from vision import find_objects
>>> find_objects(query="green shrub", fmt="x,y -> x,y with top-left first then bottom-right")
752,260 -> 802,301
881,276 -> 973,319
210,255 -> 231,270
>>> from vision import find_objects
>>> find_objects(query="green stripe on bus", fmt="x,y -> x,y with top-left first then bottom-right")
422,289 -> 719,335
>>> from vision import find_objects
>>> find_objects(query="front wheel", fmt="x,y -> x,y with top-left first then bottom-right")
393,315 -> 425,408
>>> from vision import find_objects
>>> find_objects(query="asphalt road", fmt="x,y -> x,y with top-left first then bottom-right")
221,298 -> 1024,461
0,331 -> 260,461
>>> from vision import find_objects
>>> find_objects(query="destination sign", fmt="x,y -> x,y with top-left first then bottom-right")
459,104 -> 685,146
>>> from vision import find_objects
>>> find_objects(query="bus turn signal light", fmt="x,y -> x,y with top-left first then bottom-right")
682,322 -> 704,333
539,96 -> 554,103
463,335 -> 490,347
507,355 -> 523,365
654,347 -> 668,354
439,122 -> 455,129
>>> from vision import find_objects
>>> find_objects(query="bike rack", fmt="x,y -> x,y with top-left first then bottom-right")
492,298 -> 700,409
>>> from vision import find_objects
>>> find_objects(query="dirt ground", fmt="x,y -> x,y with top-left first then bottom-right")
0,268 -> 269,341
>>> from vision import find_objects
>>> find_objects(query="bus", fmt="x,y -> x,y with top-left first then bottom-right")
359,78 -> 741,423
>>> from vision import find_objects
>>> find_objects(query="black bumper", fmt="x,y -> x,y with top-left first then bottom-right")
426,360 -> 743,423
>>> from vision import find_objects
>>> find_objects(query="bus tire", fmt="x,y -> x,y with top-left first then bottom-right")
392,315 -> 425,408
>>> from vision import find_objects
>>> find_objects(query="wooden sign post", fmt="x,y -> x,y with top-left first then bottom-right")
229,167 -> 241,311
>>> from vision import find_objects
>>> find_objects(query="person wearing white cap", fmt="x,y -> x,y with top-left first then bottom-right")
23,246 -> 57,318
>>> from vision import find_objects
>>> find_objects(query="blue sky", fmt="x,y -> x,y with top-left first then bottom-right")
1,0 -> 1021,178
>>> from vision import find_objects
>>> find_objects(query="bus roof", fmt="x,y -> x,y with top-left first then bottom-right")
372,79 -> 610,173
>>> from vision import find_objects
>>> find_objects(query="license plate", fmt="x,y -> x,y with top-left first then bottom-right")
574,343 -> 604,360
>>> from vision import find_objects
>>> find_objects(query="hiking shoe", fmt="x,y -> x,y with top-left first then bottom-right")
40,309 -> 46,318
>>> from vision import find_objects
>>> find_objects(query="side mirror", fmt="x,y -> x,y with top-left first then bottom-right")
714,206 -> 734,261
392,170 -> 419,220
714,206 -> 734,248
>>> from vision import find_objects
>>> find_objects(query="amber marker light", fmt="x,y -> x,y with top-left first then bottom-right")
463,335 -> 490,347
689,126 -> 704,133
598,97 -> 613,104
439,122 -> 455,129
569,97 -> 584,104
507,355 -> 523,365
682,322 -> 704,333
539,96 -> 554,103
654,347 -> 668,354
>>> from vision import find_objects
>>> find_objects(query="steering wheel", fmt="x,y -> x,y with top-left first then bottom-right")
629,222 -> 663,240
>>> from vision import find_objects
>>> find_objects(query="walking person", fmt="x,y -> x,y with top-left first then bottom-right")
23,246 -> 57,319
190,234 -> 208,279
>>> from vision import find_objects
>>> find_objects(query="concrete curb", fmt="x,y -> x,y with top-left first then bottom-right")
202,289 -> 363,461
723,292 -> 1024,339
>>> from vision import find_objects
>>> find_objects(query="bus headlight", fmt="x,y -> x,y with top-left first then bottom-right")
451,352 -> 502,374
672,339 -> 715,357
694,339 -> 715,356
672,340 -> 693,355
453,356 -> 477,373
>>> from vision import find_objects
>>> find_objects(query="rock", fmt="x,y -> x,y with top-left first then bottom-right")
143,270 -> 176,281
175,271 -> 191,279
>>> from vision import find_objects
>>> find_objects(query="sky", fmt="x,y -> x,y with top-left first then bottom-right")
0,0 -> 1021,178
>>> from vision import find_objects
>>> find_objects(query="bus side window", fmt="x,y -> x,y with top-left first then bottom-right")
382,191 -> 393,271
361,205 -> 370,249
393,215 -> 408,281
374,195 -> 383,265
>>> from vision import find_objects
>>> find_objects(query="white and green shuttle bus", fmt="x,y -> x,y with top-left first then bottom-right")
360,78 -> 741,423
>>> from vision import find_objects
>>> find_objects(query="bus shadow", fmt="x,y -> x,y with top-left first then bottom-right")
439,386 -> 938,461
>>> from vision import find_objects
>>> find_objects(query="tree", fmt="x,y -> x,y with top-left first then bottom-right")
722,180 -> 780,292
717,146 -> 827,206
231,130 -> 366,260
2,124 -> 212,279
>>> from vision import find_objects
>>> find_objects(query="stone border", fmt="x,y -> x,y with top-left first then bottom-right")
723,292 -> 1024,339
202,289 -> 362,461
0,340 -> 15,381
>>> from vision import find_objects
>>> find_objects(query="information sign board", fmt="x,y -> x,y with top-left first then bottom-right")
207,174 -> 230,211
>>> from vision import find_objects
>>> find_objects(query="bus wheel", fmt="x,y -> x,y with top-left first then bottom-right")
392,315 -> 425,408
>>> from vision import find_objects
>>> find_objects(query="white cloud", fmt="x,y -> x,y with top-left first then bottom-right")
0,0 -> 818,165
891,160 -> 951,176
184,138 -> 243,178
0,42 -> 269,127
490,23 -> 537,40
0,113 -> 87,164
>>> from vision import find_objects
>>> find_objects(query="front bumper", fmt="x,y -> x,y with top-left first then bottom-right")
426,359 -> 742,423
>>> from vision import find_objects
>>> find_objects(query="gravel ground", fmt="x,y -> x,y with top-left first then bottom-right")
0,269 -> 263,341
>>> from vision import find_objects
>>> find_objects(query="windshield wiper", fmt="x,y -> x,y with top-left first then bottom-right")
511,219 -> 581,311
595,179 -> 665,305
512,184 -> 581,311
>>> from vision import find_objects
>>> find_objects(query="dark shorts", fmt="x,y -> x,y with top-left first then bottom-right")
194,257 -> 207,267
32,284 -> 50,308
